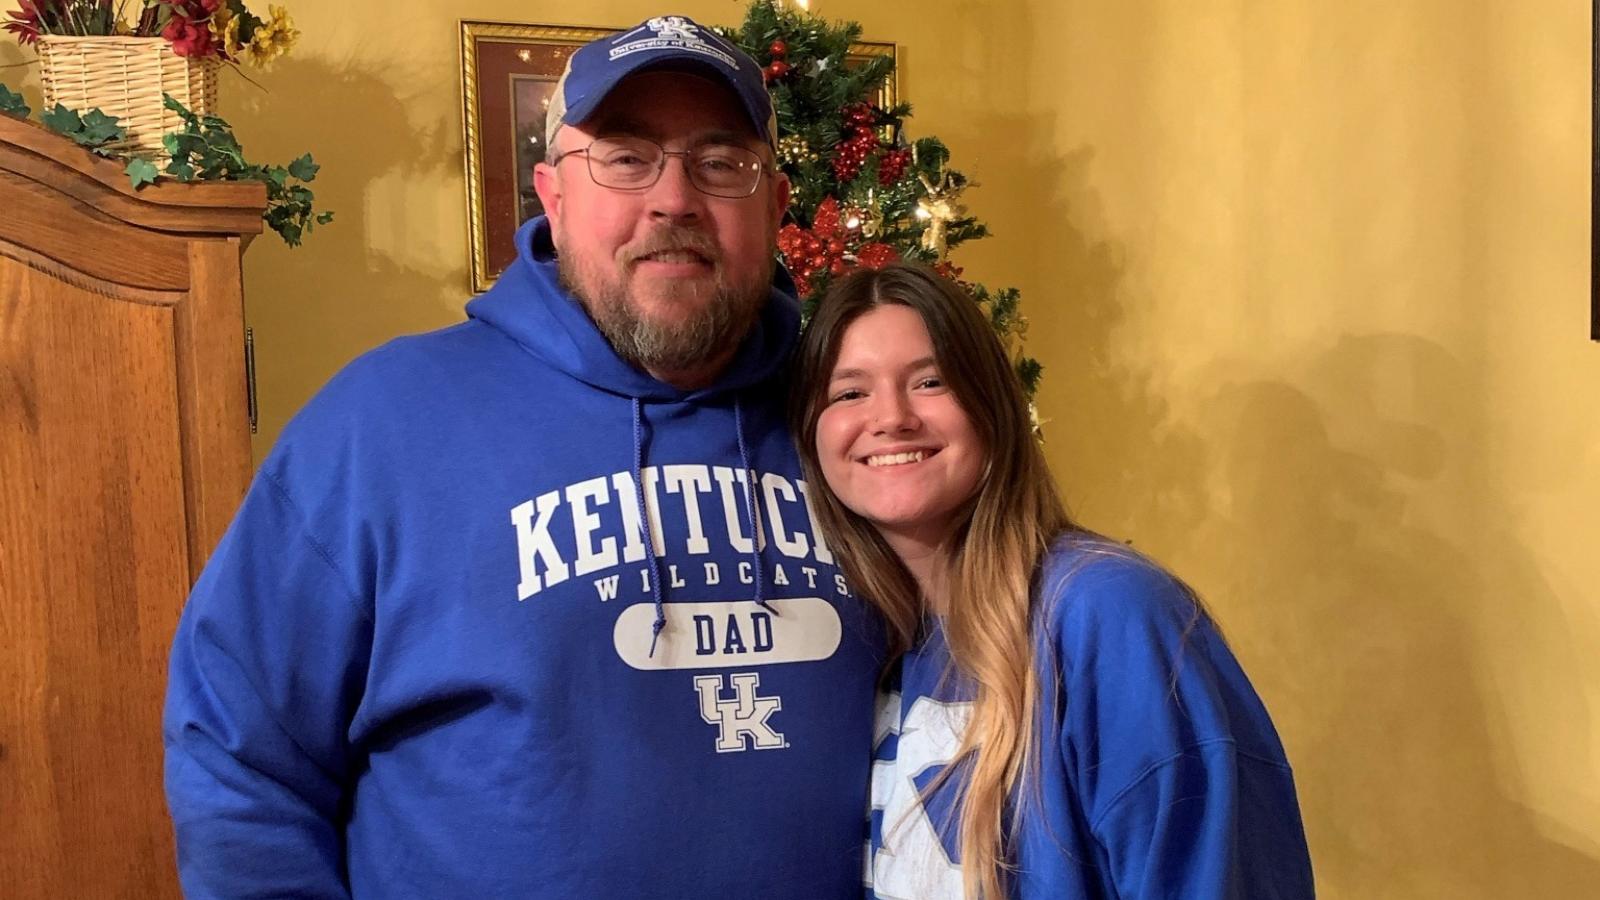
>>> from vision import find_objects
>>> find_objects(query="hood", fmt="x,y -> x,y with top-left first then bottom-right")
465,215 -> 797,656
465,217 -> 799,402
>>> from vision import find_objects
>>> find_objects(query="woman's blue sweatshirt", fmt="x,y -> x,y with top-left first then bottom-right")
867,540 -> 1315,899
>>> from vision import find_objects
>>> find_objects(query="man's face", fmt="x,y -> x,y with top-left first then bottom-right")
533,70 -> 790,379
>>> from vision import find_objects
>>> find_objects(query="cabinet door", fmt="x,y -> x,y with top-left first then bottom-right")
1,250 -> 187,899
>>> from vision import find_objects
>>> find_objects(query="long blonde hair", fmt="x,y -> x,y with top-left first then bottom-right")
789,262 -> 1077,899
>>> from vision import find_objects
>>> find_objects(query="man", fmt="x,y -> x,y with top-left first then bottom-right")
164,16 -> 882,898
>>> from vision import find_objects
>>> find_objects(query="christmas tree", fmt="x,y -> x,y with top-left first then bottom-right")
721,0 -> 1041,397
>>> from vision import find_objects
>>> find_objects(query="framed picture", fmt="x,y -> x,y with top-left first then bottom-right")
459,20 -> 898,292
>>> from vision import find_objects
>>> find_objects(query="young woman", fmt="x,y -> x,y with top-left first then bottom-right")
790,263 -> 1315,899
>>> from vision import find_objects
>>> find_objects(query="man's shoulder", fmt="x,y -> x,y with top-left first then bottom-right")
309,318 -> 525,405
344,318 -> 508,379
270,320 -> 523,452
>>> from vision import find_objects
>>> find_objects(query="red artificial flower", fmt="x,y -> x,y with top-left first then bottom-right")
162,14 -> 217,58
149,1 -> 223,56
3,0 -> 56,46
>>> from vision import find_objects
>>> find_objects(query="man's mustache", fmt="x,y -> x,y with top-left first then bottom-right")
622,228 -> 721,266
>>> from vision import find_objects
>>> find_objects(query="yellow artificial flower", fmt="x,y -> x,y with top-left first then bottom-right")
212,8 -> 240,57
245,6 -> 299,68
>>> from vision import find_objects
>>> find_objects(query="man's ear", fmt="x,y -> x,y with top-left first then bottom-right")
533,161 -> 563,227
769,173 -> 791,230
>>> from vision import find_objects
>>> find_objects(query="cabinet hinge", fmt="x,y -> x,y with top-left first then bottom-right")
245,327 -> 258,435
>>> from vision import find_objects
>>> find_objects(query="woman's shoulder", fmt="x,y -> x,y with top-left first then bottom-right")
1034,532 -> 1296,771
1035,534 -> 1199,645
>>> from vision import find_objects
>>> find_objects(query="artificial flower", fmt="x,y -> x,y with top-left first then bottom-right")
162,14 -> 217,58
210,5 -> 238,59
2,0 -> 297,64
3,0 -> 56,46
243,4 -> 295,67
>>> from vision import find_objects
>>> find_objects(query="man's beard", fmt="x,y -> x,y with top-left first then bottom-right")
557,225 -> 774,374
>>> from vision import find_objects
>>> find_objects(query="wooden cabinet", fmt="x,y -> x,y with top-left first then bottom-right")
0,114 -> 266,898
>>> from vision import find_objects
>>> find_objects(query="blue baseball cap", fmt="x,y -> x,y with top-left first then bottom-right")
545,15 -> 777,151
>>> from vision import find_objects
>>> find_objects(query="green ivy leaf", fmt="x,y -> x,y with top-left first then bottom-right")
287,154 -> 319,182
162,93 -> 198,124
79,109 -> 126,146
39,103 -> 125,155
0,84 -> 29,119
126,157 -> 161,189
40,104 -> 83,136
149,92 -> 333,247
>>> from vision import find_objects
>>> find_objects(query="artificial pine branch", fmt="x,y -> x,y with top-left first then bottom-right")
727,0 -> 1043,398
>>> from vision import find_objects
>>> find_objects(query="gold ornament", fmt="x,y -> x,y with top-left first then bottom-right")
916,170 -> 968,260
777,135 -> 820,166
843,189 -> 886,238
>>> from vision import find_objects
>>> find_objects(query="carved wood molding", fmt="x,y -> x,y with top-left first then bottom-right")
0,114 -> 267,237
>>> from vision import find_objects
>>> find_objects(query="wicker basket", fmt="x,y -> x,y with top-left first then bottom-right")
36,36 -> 220,159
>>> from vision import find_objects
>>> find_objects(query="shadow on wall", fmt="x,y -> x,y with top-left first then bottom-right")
0,43 -> 38,104
1197,337 -> 1600,899
1019,139 -> 1212,547
1028,139 -> 1600,895
223,55 -> 465,457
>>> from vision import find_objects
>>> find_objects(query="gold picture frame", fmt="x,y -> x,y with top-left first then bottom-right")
459,20 -> 898,293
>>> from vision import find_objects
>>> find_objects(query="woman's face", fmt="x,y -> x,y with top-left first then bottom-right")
813,304 -> 985,552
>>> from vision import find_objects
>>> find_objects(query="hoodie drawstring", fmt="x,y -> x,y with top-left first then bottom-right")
634,398 -> 668,658
641,396 -> 777,659
733,398 -> 775,616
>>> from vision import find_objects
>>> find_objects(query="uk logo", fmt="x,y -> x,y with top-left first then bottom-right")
694,672 -> 786,753
646,16 -> 697,41
613,16 -> 736,69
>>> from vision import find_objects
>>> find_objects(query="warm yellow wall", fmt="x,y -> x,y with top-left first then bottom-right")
6,0 -> 1596,894
1009,1 -> 1600,897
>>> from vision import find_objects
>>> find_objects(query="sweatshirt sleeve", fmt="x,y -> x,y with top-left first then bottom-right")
1049,551 -> 1315,900
163,469 -> 373,900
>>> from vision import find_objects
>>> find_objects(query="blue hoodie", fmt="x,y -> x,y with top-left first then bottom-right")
867,540 -> 1315,899
164,217 -> 885,898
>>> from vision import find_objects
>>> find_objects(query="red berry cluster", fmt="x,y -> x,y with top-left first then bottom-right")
778,198 -> 846,296
855,242 -> 899,270
763,39 -> 792,83
878,147 -> 912,185
832,104 -> 913,187
778,197 -> 901,297
832,103 -> 880,181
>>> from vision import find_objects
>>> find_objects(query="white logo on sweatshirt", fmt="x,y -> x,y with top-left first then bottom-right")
613,598 -> 842,671
508,466 -> 840,603
695,672 -> 786,752
869,693 -> 972,899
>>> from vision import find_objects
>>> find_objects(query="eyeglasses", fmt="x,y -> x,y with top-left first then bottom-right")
551,136 -> 772,199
